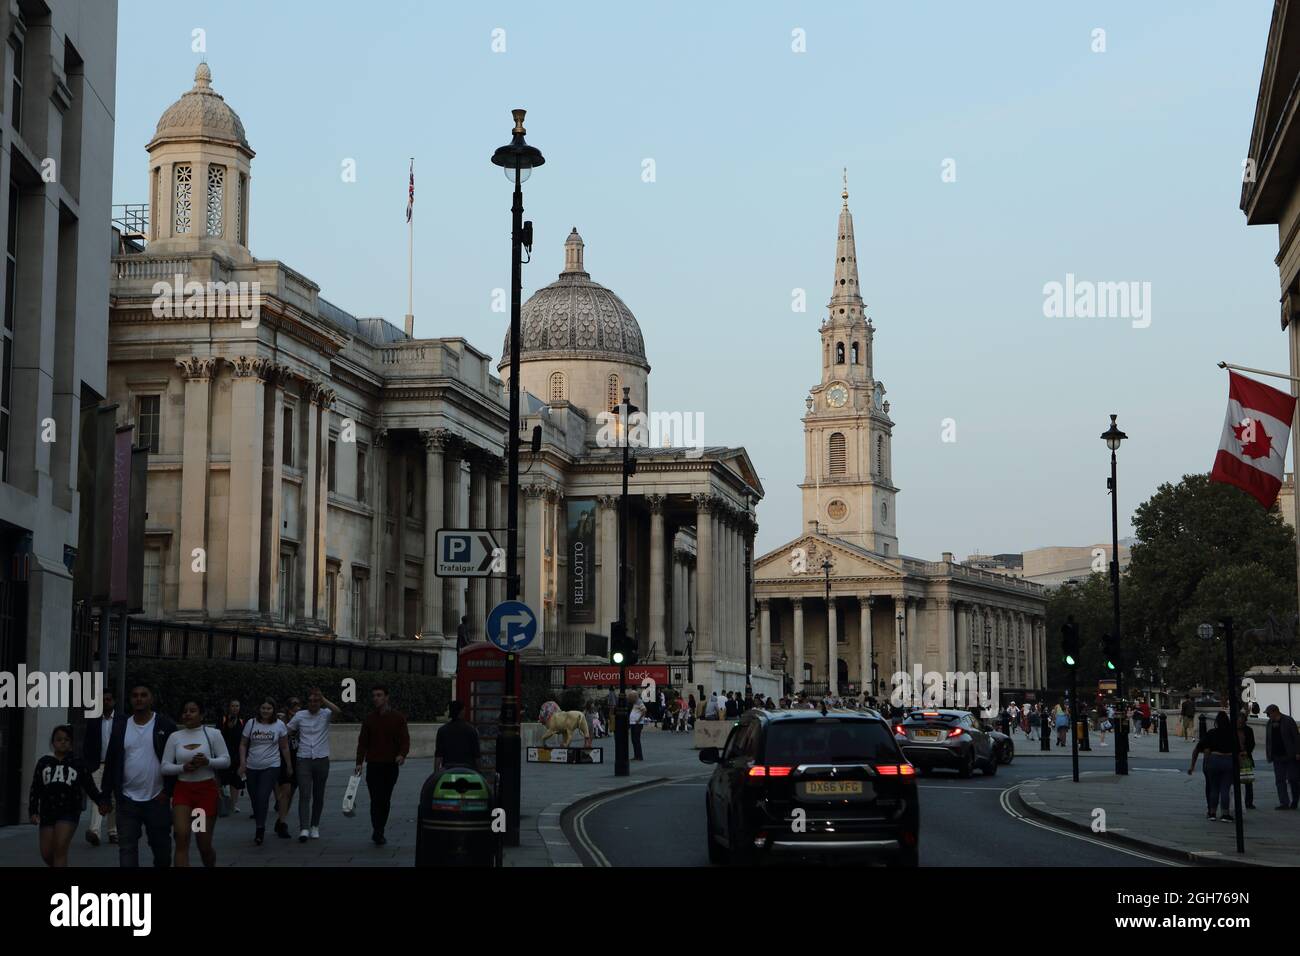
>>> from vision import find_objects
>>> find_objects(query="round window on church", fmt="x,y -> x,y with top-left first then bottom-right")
827,499 -> 848,522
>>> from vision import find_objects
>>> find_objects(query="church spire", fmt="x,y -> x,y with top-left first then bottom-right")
829,171 -> 862,319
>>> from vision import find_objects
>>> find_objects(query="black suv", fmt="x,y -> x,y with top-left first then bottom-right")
700,709 -> 920,866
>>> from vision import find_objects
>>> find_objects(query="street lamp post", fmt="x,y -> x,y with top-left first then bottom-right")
1200,621 -> 1245,853
490,108 -> 544,847
685,623 -> 695,685
614,387 -> 639,777
1101,413 -> 1129,776
897,609 -> 907,705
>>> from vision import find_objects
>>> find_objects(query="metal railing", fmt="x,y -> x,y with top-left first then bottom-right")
104,616 -> 440,675
112,203 -> 149,237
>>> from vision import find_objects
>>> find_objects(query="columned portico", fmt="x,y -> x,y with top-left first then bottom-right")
422,430 -> 445,641
859,596 -> 873,693
792,597 -> 805,693
176,356 -> 216,612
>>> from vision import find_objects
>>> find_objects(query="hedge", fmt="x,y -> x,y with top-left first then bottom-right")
125,659 -> 452,723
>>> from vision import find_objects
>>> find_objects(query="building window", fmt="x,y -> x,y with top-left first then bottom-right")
851,342 -> 860,364
143,547 -> 162,617
174,164 -> 193,234
327,437 -> 337,493
279,551 -> 295,623
828,432 -> 846,477
875,435 -> 884,476
835,342 -> 845,364
607,374 -> 621,411
7,31 -> 23,134
325,567 -> 337,631
357,444 -> 368,503
1,181 -> 16,482
136,395 -> 161,454
549,371 -> 565,402
351,571 -> 367,639
282,405 -> 294,466
206,164 -> 224,236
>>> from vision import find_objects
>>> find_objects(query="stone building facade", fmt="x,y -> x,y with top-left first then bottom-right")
756,184 -> 1047,705
108,66 -> 770,695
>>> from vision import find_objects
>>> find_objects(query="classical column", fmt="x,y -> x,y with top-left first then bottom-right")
422,430 -> 446,640
226,356 -> 268,613
859,596 -> 873,696
955,602 -> 969,673
298,379 -> 320,621
792,597 -> 805,692
758,598 -> 771,670
485,458 -> 504,612
467,454 -> 488,640
827,595 -> 838,695
938,598 -> 954,675
442,439 -> 465,637
693,494 -> 715,653
370,429 -> 388,638
523,484 -> 546,635
906,597 -> 918,674
598,495 -> 619,635
647,494 -> 666,658
260,364 -> 289,617
313,388 -> 334,624
176,357 -> 217,612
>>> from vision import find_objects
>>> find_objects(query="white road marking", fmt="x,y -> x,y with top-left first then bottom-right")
572,775 -> 701,867
999,784 -> 1182,866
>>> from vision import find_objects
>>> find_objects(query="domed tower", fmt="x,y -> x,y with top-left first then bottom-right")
500,228 -> 650,431
145,63 -> 255,261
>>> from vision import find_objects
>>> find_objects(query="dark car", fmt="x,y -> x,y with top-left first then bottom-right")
894,709 -> 998,777
699,709 -> 919,866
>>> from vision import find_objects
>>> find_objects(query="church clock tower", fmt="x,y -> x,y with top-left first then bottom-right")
800,175 -> 899,554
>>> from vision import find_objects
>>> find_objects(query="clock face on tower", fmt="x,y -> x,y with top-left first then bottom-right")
827,383 -> 849,408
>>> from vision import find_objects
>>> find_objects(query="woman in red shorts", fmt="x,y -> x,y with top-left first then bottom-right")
161,700 -> 231,867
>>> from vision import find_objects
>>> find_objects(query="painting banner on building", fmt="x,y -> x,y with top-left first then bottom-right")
567,499 -> 597,623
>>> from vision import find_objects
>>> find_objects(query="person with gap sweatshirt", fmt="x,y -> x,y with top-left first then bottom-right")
29,725 -> 110,867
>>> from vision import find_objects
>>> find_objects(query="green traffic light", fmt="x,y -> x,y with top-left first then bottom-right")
613,651 -> 625,664
1105,660 -> 1116,670
1064,654 -> 1076,666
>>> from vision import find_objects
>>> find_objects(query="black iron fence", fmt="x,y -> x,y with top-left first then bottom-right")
82,613 -> 440,676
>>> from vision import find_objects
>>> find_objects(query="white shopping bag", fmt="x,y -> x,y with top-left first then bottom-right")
342,771 -> 362,817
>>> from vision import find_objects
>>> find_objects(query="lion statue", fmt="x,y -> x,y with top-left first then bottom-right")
537,700 -> 592,749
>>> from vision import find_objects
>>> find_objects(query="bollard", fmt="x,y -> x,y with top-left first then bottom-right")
1078,716 -> 1092,751
1041,712 -> 1051,751
1198,712 -> 1208,739
1158,711 -> 1169,752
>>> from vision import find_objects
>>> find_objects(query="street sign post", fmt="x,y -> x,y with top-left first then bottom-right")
486,600 -> 538,652
435,529 -> 500,578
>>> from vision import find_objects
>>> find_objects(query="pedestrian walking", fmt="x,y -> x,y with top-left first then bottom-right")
355,685 -> 410,847
434,700 -> 481,771
1180,695 -> 1196,740
81,689 -> 117,847
705,691 -> 720,720
102,684 -> 178,868
1098,705 -> 1112,747
217,699 -> 245,815
629,691 -> 647,760
29,725 -> 110,867
274,697 -> 301,838
724,692 -> 739,719
288,688 -> 340,842
1054,705 -> 1069,748
161,700 -> 231,867
1263,703 -> 1300,809
239,699 -> 292,845
1237,711 -> 1257,810
1189,711 -> 1236,821
457,614 -> 470,650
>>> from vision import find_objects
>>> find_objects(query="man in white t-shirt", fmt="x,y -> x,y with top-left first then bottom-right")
287,688 -> 340,841
102,685 -> 177,867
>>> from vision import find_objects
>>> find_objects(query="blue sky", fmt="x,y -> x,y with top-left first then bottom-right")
114,1 -> 1283,558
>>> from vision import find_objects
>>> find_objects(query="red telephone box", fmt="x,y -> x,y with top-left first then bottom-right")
455,644 -> 521,775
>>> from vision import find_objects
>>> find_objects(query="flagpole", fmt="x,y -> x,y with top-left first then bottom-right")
1218,360 -> 1300,384
405,157 -> 414,337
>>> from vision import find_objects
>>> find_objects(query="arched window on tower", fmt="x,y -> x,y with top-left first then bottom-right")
876,435 -> 884,477
835,342 -> 845,364
549,371 -> 566,402
851,342 -> 860,364
607,373 -> 621,411
828,432 -> 846,477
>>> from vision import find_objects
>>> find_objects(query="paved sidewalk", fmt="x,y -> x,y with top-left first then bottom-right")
1013,766 -> 1300,866
1005,726 -> 1191,760
0,726 -> 706,868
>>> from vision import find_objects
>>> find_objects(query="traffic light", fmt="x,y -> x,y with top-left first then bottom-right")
610,620 -> 638,666
1061,617 -> 1080,668
1102,632 -> 1120,672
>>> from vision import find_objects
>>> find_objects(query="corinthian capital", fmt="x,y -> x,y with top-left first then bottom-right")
422,428 -> 450,453
230,355 -> 270,379
176,355 -> 219,381
692,493 -> 716,514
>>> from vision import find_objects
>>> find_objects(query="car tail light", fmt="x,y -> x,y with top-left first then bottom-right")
893,724 -> 907,737
947,727 -> 965,738
874,764 -> 917,776
901,829 -> 918,847
748,765 -> 793,777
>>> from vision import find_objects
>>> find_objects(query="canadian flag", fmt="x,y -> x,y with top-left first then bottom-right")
1210,371 -> 1297,508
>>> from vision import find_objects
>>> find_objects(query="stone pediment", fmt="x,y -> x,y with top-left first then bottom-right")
754,533 -> 902,585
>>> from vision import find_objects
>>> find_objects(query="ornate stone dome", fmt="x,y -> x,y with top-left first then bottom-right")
148,63 -> 253,155
501,229 -> 648,369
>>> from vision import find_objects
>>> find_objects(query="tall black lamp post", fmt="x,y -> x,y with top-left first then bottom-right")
1200,621 -> 1245,853
490,108 -> 543,846
614,386 -> 638,777
685,623 -> 695,685
1101,413 -> 1128,775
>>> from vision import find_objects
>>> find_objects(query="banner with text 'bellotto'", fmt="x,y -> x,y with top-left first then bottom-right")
567,499 -> 596,623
